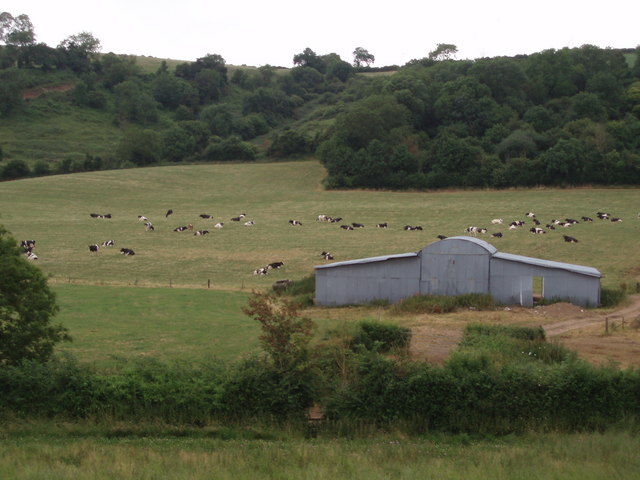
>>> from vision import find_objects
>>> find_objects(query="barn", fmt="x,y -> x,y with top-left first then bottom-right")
314,236 -> 601,308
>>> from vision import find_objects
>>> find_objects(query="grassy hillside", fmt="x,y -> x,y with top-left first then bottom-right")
1,161 -> 640,292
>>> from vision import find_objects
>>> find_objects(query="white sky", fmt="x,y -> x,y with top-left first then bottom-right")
4,0 -> 639,67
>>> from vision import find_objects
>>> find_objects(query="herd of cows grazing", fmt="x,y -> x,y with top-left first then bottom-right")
18,208 -> 625,282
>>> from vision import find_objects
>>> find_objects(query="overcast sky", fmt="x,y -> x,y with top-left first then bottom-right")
4,0 -> 639,67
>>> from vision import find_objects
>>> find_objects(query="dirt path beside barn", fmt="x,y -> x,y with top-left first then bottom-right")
410,295 -> 640,368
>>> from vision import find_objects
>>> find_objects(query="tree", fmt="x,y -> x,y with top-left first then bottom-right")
428,43 -> 458,61
352,47 -> 375,67
58,31 -> 101,57
292,47 -> 325,72
0,225 -> 70,365
242,291 -> 315,370
0,13 -> 35,47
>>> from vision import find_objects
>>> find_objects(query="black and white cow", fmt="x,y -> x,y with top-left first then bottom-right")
214,222 -> 224,229
491,232 -> 503,238
320,251 -> 334,260
244,220 -> 255,226
525,212 -> 536,218
563,235 -> 579,243
89,244 -> 99,253
529,227 -> 545,234
404,225 -> 423,231
329,217 -> 343,223
289,220 -> 303,226
351,222 -> 365,228
254,267 -> 268,275
90,213 -> 111,219
101,240 -> 116,246
491,218 -> 503,225
268,261 -> 284,269
611,217 -> 622,222
437,234 -> 447,240
581,216 -> 593,222
596,212 -> 610,220
20,240 -> 36,250
25,251 -> 38,260
199,214 -> 212,219
120,248 -> 135,255
194,230 -> 209,236
145,222 -> 155,231
138,215 -> 148,222
173,226 -> 188,232
340,225 -> 353,230
376,222 -> 388,228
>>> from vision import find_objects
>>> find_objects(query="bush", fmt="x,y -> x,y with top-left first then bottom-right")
350,321 -> 411,353
600,286 -> 627,307
393,293 -> 495,314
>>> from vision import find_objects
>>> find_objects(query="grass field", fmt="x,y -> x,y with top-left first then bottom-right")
52,284 -> 257,366
1,426 -> 638,480
1,161 -> 639,292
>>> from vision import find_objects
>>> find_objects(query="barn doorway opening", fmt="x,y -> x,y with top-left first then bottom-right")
533,276 -> 544,304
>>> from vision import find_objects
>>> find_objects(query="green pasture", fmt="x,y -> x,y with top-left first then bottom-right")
1,160 -> 639,291
2,428 -> 638,480
52,284 -> 257,366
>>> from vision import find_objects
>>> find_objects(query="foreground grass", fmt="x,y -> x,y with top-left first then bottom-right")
1,424 -> 637,479
53,284 -> 256,366
2,161 -> 640,291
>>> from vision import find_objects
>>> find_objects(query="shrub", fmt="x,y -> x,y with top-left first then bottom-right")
600,286 -> 627,307
350,320 -> 411,353
393,293 -> 495,314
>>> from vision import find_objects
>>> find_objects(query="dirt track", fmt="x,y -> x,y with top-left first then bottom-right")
410,295 -> 640,367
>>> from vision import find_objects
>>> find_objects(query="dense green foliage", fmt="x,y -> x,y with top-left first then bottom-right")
392,293 -> 496,314
2,30 -> 639,189
319,46 -> 640,189
0,225 -> 70,365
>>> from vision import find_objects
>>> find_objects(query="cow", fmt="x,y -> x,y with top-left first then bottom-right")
20,240 -> 36,250
187,224 -> 193,231
101,240 -> 116,246
530,227 -> 545,234
329,217 -> 343,223
465,226 -> 479,234
194,230 -> 209,236
214,222 -> 224,229
173,226 -> 188,232
525,212 -> 536,218
321,251 -> 334,260
611,217 -> 622,222
254,267 -> 268,275
491,218 -> 503,225
145,222 -> 155,231
120,248 -> 135,255
437,235 -> 447,240
565,218 -> 579,224
267,261 -> 284,269
289,220 -> 302,226
166,209 -> 173,218
405,225 -> 423,231
376,223 -> 388,228
317,214 -> 329,222
25,251 -> 38,260
351,222 -> 365,228
563,235 -> 579,243
231,214 -> 246,221
597,212 -> 610,220
340,225 -> 353,230
545,224 -> 556,230
491,232 -> 503,238
533,219 -> 541,226
581,216 -> 593,222
244,220 -> 255,226
199,214 -> 212,219
89,244 -> 99,253
138,215 -> 148,222
90,213 -> 111,219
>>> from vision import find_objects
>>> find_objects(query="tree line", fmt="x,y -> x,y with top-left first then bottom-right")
1,11 -> 640,189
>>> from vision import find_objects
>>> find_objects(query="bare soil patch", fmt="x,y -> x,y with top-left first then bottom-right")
22,83 -> 75,99
409,295 -> 640,368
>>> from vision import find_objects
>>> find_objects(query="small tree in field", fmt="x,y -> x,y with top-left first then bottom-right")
0,225 -> 70,365
242,291 -> 315,370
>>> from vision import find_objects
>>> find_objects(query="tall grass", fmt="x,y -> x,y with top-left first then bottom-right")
1,428 -> 639,480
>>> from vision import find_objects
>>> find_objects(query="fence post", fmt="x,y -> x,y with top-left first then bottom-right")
208,279 -> 211,289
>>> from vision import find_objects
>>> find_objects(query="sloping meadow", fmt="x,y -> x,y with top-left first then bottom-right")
1,161 -> 639,291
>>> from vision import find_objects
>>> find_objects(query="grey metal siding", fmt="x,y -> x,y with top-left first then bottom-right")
490,257 -> 601,307
420,238 -> 492,296
315,256 -> 420,306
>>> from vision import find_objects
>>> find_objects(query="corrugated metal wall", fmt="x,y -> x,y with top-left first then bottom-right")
490,257 -> 601,307
420,238 -> 493,296
315,256 -> 421,306
314,237 -> 601,308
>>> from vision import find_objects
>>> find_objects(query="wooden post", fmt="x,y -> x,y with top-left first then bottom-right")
207,279 -> 211,289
